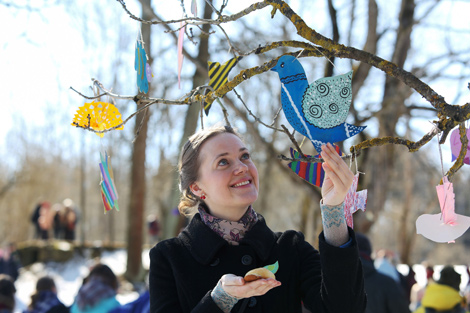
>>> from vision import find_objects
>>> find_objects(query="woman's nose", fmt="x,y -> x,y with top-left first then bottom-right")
233,161 -> 248,174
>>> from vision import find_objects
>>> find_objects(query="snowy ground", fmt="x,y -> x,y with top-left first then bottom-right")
13,249 -> 150,313
11,248 -> 469,313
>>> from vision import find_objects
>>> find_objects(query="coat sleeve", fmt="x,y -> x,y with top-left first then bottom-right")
149,243 -> 224,313
302,227 -> 367,313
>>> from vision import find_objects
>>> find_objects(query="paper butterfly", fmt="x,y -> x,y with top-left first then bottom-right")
343,173 -> 367,228
264,261 -> 279,274
416,176 -> 470,243
177,22 -> 185,89
99,151 -> 120,213
135,40 -> 151,93
287,145 -> 342,187
71,101 -> 124,137
271,55 -> 366,153
450,127 -> 470,164
204,56 -> 242,115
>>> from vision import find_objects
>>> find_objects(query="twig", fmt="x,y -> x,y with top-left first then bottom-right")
232,88 -> 283,132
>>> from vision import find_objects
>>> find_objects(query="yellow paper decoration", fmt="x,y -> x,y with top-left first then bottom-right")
71,101 -> 124,137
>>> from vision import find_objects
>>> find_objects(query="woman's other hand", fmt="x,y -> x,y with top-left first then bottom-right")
220,274 -> 281,299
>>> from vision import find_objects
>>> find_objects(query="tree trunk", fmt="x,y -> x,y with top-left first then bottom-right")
163,0 -> 213,239
125,0 -> 153,282
356,0 -> 415,234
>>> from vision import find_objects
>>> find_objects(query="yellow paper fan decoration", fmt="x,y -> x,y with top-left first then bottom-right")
71,101 -> 124,137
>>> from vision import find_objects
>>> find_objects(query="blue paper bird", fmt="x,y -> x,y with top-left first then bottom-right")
271,55 -> 366,152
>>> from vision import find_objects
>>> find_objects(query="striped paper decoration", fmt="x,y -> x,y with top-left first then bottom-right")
287,145 -> 342,187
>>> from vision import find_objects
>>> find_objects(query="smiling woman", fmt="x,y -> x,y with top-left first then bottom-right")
148,124 -> 367,313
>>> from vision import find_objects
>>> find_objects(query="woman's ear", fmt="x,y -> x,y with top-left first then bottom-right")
190,183 -> 202,197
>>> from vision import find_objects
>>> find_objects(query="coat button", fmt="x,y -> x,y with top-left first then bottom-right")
241,255 -> 253,265
210,258 -> 220,266
248,297 -> 257,307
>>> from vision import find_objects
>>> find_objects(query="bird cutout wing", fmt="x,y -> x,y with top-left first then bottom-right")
271,55 -> 366,153
450,127 -> 470,164
264,261 -> 279,274
177,22 -> 185,89
287,145 -> 342,187
302,71 -> 352,129
135,41 -> 150,93
99,151 -> 120,213
343,173 -> 367,228
204,56 -> 242,115
71,101 -> 124,137
416,176 -> 470,243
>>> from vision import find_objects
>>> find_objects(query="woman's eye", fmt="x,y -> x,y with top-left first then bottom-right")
241,153 -> 250,160
218,159 -> 228,166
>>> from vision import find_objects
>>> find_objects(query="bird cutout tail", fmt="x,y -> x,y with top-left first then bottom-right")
287,146 -> 343,187
344,123 -> 366,139
204,56 -> 243,116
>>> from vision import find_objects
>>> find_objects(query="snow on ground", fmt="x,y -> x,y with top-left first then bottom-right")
14,249 -> 150,313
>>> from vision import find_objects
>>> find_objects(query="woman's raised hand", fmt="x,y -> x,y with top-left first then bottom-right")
320,143 -> 354,206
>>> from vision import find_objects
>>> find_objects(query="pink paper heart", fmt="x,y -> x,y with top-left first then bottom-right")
450,127 -> 470,164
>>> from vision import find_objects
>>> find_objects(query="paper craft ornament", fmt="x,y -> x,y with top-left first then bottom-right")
450,127 -> 470,164
287,145 -> 342,187
135,40 -> 151,93
264,261 -> 279,274
204,56 -> 242,115
71,101 -> 124,137
271,55 -> 366,153
343,173 -> 367,228
191,0 -> 197,16
99,151 -> 120,213
177,22 -> 185,89
416,176 -> 470,243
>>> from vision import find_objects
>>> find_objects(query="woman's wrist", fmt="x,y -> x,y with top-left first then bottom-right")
320,200 -> 349,246
211,280 -> 240,313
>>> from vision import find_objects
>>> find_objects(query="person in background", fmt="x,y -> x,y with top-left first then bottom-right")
62,199 -> 77,241
147,214 -> 161,244
0,274 -> 16,313
410,264 -> 435,311
31,203 -> 43,239
413,266 -> 468,313
0,243 -> 21,282
23,276 -> 69,313
52,203 -> 65,240
356,233 -> 410,313
70,263 -> 120,313
149,125 -> 366,313
38,202 -> 54,240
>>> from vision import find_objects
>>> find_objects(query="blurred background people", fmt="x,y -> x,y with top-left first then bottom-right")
61,199 -> 77,241
23,276 -> 69,313
410,264 -> 435,311
38,202 -> 54,240
70,263 -> 119,313
413,265 -> 468,313
356,233 -> 410,313
0,243 -> 21,282
0,274 -> 16,313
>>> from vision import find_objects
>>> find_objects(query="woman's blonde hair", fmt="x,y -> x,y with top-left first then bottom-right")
178,125 -> 240,215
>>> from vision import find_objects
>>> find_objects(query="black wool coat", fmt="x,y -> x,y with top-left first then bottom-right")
149,213 -> 366,313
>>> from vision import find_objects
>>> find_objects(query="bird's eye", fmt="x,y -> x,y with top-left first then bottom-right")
280,62 -> 285,68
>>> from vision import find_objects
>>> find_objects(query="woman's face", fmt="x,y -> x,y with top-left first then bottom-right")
191,133 -> 259,221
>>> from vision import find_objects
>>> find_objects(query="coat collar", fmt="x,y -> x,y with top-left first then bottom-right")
178,213 -> 277,265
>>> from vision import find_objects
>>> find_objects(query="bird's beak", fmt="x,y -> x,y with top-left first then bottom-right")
270,66 -> 277,72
